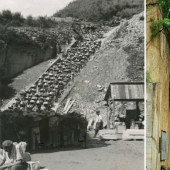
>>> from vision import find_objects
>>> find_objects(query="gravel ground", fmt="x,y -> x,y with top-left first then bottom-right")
31,139 -> 144,170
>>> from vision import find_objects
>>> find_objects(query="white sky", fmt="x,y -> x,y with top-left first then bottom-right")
0,0 -> 73,17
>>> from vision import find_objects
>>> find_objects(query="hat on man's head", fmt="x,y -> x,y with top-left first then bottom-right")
2,140 -> 13,148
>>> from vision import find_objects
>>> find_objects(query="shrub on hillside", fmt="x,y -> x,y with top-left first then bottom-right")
0,26 -> 30,44
1,10 -> 13,21
0,10 -> 24,26
54,0 -> 144,22
25,15 -> 34,26
25,15 -> 57,28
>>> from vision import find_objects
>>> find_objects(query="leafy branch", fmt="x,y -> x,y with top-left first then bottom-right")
150,0 -> 170,38
150,18 -> 170,38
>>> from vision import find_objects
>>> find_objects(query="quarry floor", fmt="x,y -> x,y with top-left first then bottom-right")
1,15 -> 144,170
31,135 -> 144,170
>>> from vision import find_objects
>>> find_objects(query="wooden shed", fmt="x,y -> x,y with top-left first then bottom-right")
104,82 -> 144,129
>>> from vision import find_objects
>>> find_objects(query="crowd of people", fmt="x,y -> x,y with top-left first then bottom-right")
0,109 -> 102,170
0,26 -> 104,153
7,36 -> 101,113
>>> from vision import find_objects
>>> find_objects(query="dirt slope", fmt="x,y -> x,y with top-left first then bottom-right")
59,12 -> 144,122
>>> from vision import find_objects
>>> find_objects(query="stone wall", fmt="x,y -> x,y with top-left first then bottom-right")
146,0 -> 170,169
0,40 -> 57,78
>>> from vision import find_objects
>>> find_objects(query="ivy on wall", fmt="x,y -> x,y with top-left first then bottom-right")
146,71 -> 153,83
150,0 -> 170,38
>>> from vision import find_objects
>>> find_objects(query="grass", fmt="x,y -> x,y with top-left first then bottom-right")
146,71 -> 152,83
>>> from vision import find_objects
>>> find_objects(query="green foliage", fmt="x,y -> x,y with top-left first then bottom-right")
146,5 -> 151,11
146,71 -> 152,83
54,0 -> 144,22
151,18 -> 170,38
157,0 -> 170,18
150,19 -> 163,38
150,0 -> 170,38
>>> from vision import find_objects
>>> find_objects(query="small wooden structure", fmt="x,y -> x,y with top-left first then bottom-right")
102,82 -> 144,140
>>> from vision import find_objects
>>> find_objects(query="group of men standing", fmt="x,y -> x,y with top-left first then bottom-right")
0,24 -> 105,170
0,108 -> 103,170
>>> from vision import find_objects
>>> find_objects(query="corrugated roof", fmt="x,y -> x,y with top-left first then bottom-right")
104,82 -> 144,101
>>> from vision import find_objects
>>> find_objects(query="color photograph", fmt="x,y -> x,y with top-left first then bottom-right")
146,0 -> 170,170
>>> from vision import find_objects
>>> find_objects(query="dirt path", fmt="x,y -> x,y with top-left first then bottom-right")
32,140 -> 144,170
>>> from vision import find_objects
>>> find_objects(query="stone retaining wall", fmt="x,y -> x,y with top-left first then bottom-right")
146,1 -> 170,169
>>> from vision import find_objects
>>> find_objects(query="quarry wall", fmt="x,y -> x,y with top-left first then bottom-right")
0,40 -> 57,78
146,0 -> 170,169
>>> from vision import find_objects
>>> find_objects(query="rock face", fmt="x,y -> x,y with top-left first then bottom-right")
0,40 -> 57,78
146,3 -> 170,170
57,12 -> 144,124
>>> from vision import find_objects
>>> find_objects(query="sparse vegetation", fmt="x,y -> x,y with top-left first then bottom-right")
0,10 -> 75,45
0,10 -> 24,26
54,0 -> 144,22
0,25 -> 31,45
25,15 -> 57,28
150,0 -> 170,38
146,71 -> 152,83
0,10 -> 58,28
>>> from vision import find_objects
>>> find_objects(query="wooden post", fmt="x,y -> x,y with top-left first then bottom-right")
107,105 -> 109,129
107,100 -> 111,129
112,100 -> 115,129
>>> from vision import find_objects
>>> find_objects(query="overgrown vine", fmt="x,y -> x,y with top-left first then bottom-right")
150,0 -> 170,38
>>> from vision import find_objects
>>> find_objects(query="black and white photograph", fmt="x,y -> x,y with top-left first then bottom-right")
0,0 -> 144,170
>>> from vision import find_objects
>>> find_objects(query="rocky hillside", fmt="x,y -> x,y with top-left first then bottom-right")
58,12 -> 144,122
54,0 -> 144,22
0,20 -> 93,79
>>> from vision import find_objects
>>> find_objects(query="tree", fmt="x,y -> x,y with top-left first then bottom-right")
26,15 -> 34,26
13,12 -> 24,22
37,16 -> 48,28
2,10 -> 12,21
